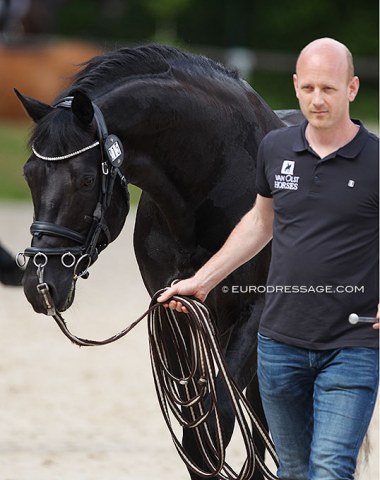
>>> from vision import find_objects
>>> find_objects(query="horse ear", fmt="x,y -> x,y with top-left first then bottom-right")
71,90 -> 94,125
14,89 -> 53,122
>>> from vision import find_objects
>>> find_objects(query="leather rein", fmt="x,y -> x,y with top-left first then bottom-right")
44,288 -> 279,480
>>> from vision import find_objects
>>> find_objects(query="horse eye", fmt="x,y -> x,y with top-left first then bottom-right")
80,175 -> 95,189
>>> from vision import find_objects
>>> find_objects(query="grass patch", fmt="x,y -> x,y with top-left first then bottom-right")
0,121 -> 32,200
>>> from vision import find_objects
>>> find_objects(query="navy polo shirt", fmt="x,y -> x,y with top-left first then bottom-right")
256,121 -> 379,350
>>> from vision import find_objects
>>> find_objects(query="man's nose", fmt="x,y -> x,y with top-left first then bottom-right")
311,90 -> 324,107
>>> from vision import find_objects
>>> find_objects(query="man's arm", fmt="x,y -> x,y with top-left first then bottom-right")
374,304 -> 379,330
157,194 -> 274,312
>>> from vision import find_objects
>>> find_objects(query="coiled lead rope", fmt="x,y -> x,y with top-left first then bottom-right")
51,289 -> 278,479
148,292 -> 278,479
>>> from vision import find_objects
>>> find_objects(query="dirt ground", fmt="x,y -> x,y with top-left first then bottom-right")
0,202 -> 378,480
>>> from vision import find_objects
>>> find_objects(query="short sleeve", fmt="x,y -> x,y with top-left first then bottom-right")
256,135 -> 272,198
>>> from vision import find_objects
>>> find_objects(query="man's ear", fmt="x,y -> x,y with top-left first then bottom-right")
293,74 -> 299,99
348,76 -> 360,103
71,89 -> 94,125
14,89 -> 53,122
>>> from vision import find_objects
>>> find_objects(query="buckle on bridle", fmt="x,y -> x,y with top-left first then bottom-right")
36,277 -> 56,317
26,251 -> 57,316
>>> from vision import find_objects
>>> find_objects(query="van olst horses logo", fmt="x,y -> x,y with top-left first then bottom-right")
274,160 -> 300,190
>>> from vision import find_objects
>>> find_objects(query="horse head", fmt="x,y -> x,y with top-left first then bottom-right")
16,89 -> 130,314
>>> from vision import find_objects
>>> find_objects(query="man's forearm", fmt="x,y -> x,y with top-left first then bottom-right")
193,201 -> 273,293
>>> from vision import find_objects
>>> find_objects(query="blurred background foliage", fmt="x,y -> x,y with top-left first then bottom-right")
55,0 -> 378,56
0,0 -> 378,200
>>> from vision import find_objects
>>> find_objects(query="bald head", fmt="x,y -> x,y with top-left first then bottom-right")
293,37 -> 360,132
296,38 -> 354,81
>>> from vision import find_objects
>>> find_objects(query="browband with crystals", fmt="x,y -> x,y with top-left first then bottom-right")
31,141 -> 100,161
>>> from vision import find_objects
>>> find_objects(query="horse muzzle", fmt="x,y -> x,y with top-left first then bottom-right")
20,252 -> 81,315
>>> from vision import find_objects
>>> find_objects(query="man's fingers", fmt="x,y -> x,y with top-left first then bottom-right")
156,290 -> 179,310
157,283 -> 193,313
161,299 -> 188,313
168,300 -> 177,310
157,288 -> 175,303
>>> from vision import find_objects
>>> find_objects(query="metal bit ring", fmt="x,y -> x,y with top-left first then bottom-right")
16,252 -> 27,268
74,254 -> 91,278
61,252 -> 76,268
33,252 -> 48,268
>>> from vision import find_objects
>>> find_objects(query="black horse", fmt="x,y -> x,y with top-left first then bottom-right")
17,44 -> 293,479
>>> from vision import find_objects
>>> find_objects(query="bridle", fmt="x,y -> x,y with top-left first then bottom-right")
17,97 -> 130,312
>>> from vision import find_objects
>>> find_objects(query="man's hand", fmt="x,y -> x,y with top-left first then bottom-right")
157,277 -> 209,313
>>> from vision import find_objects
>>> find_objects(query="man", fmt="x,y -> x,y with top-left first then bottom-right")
158,38 -> 379,479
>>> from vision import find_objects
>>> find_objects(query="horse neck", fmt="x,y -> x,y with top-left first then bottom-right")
98,78 -> 279,250
100,86 -> 222,249
125,149 -> 198,250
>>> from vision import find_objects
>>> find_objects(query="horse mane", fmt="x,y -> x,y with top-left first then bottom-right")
30,44 -> 241,154
60,44 -> 240,99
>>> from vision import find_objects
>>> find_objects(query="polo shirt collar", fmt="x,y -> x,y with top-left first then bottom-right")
293,119 -> 367,159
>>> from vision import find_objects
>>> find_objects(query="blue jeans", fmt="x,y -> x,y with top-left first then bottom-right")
257,334 -> 379,480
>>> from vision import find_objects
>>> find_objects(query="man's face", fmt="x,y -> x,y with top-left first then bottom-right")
293,54 -> 359,131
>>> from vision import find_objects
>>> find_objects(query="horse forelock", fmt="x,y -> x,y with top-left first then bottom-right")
57,44 -> 240,101
29,108 -> 93,156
